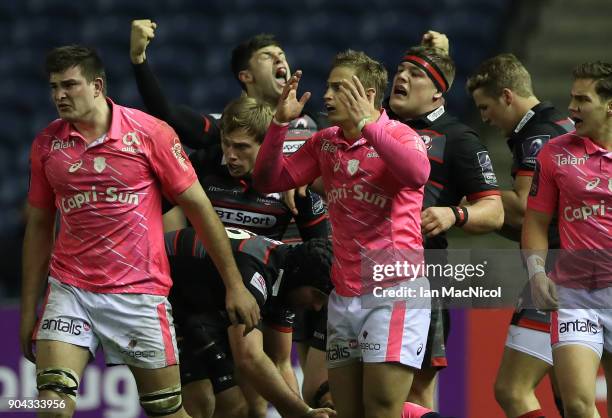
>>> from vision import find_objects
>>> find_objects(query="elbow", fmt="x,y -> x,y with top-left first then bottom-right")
409,156 -> 431,188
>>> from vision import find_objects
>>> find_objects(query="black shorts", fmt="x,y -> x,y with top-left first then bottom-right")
510,284 -> 551,332
292,307 -> 327,352
422,301 -> 450,369
177,313 -> 236,394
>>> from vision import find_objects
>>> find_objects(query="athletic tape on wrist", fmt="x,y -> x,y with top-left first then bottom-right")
526,254 -> 546,280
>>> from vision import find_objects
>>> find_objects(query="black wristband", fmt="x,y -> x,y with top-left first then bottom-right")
456,206 -> 468,227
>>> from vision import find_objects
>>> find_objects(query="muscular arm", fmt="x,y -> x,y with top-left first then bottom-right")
21,205 -> 56,360
421,195 -> 503,238
176,182 -> 260,331
501,175 -> 532,229
132,60 -> 220,150
463,194 -> 504,234
263,326 -> 300,394
229,325 -> 311,417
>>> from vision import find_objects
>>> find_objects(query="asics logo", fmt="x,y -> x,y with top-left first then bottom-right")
585,178 -> 600,191
68,160 -> 83,173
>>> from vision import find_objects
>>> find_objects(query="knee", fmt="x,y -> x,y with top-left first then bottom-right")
140,384 -> 183,417
407,384 -> 435,409
563,397 -> 594,418
37,367 -> 80,417
364,393 -> 400,418
494,376 -> 525,408
183,389 -> 214,418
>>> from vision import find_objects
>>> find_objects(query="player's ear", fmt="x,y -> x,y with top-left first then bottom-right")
93,77 -> 104,97
607,99 -> 612,116
238,70 -> 253,85
433,90 -> 443,100
501,88 -> 513,106
366,88 -> 376,103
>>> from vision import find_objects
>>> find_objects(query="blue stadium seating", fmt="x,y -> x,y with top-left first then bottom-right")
0,0 -> 511,265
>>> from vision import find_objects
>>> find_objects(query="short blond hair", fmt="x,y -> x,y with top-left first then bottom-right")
332,50 -> 388,108
466,53 -> 534,98
220,96 -> 274,144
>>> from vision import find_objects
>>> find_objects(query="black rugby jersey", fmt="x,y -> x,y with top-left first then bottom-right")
165,227 -> 294,331
133,60 -> 328,242
388,105 -> 501,250
507,101 -> 574,179
507,102 -> 573,331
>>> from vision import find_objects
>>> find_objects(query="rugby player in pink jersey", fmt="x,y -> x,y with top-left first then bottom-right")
21,46 -> 260,418
523,61 -> 612,418
253,50 -> 431,418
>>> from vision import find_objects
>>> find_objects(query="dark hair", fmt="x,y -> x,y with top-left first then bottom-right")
45,45 -> 106,92
402,46 -> 455,92
284,239 -> 333,295
332,50 -> 388,108
231,33 -> 281,91
573,61 -> 612,101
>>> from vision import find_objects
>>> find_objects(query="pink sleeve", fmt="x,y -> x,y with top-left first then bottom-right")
27,138 -> 55,209
526,143 -> 558,214
362,120 -> 430,188
147,122 -> 197,200
253,121 -> 320,193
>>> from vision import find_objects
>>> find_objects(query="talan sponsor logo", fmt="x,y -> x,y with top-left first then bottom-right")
326,345 -> 350,361
320,140 -> 338,153
41,318 -> 86,336
61,186 -> 140,213
326,184 -> 388,209
563,201 -> 607,222
214,207 -> 277,227
51,139 -> 75,151
554,153 -> 588,166
559,319 -> 599,335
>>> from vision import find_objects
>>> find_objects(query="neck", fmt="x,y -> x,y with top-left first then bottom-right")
73,98 -> 111,143
512,96 -> 540,128
247,87 -> 277,109
341,124 -> 362,142
590,122 -> 612,151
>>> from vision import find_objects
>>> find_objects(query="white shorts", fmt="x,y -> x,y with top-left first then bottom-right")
34,277 -> 179,369
551,286 -> 612,358
505,325 -> 553,365
326,278 -> 430,369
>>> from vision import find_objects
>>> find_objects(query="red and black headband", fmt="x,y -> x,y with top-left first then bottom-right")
402,54 -> 449,93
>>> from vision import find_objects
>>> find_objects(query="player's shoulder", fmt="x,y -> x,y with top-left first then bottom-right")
539,132 -> 580,156
32,118 -> 68,150
115,104 -> 177,136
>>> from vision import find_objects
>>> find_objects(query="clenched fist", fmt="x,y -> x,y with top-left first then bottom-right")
130,19 -> 157,64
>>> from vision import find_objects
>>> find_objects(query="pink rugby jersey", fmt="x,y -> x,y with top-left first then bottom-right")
28,99 -> 197,295
528,133 -> 612,288
254,110 -> 430,296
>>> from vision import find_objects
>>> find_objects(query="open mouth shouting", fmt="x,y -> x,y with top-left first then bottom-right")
275,66 -> 288,87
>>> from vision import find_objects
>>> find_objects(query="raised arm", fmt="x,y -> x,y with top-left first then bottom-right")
253,71 -> 320,193
130,19 -> 220,149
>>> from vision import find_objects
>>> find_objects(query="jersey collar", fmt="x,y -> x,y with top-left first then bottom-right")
58,97 -> 122,142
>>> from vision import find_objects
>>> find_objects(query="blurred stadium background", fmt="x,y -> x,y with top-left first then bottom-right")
0,0 -> 609,416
